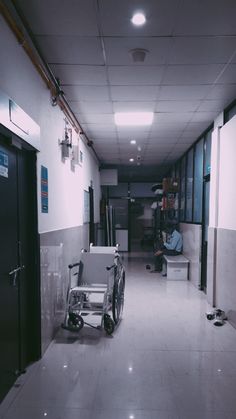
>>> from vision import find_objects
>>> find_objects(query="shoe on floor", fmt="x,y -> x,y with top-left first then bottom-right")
162,273 -> 167,277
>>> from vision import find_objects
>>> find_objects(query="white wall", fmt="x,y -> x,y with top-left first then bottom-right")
207,114 -> 236,321
217,115 -> 236,230
0,15 -> 100,233
180,223 -> 202,289
209,128 -> 220,229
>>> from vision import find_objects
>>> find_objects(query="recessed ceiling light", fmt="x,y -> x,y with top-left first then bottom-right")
130,140 -> 136,145
114,112 -> 153,126
131,12 -> 146,26
129,158 -> 134,162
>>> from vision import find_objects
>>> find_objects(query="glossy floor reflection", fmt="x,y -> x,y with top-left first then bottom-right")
1,252 -> 236,419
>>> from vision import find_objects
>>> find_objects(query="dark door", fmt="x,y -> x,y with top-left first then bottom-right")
201,175 -> 210,291
0,134 -> 40,402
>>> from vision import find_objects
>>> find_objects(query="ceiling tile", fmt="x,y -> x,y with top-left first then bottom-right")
145,144 -> 174,152
90,135 -> 118,148
70,101 -> 113,114
63,86 -> 110,101
81,123 -> 116,132
190,112 -> 217,123
77,114 -> 114,124
177,135 -> 197,143
154,112 -> 193,124
174,0 -> 236,36
36,36 -> 104,65
151,122 -> 185,133
159,85 -> 211,100
18,0 -> 98,36
113,102 -> 155,112
162,64 -> 224,85
168,37 -> 236,65
196,100 -> 224,112
118,131 -> 150,141
111,86 -> 159,101
90,132 -> 118,140
155,100 -> 200,112
50,65 -> 107,85
108,66 -> 165,85
206,84 -> 236,102
217,64 -> 236,84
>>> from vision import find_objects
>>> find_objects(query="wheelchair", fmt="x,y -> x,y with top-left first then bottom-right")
61,245 -> 125,335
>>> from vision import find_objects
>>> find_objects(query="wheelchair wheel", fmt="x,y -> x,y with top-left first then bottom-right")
103,314 -> 115,335
68,313 -> 84,331
112,271 -> 125,324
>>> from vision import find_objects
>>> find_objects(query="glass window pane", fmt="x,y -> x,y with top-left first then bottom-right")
204,131 -> 212,176
193,139 -> 204,223
180,157 -> 186,221
186,149 -> 193,222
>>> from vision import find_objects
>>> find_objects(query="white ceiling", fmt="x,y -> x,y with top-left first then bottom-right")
15,0 -> 236,181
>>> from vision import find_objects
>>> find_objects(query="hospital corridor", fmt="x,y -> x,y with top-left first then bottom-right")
1,1 -> 236,418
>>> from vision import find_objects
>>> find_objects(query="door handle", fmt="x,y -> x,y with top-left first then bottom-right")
9,265 -> 25,286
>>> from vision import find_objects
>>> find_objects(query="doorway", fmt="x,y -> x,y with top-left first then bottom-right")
89,186 -> 95,244
129,198 -> 154,251
0,133 -> 40,402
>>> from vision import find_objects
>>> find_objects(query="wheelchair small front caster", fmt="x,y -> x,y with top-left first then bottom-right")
103,314 -> 115,335
206,312 -> 215,320
68,313 -> 84,331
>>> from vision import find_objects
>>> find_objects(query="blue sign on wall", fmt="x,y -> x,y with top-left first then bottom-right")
0,150 -> 9,178
41,165 -> 48,213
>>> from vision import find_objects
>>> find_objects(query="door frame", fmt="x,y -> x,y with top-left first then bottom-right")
200,173 -> 210,292
0,127 -> 41,372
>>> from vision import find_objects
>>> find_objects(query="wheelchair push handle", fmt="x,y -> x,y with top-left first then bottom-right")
68,262 -> 80,269
106,264 -> 116,271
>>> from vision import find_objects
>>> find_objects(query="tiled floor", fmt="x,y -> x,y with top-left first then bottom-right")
1,251 -> 236,419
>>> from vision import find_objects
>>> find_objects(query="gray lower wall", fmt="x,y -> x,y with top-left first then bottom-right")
180,223 -> 202,288
40,224 -> 89,354
214,228 -> 236,328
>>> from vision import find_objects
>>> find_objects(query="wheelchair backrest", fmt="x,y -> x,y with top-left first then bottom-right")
79,252 -> 115,285
89,244 -> 119,254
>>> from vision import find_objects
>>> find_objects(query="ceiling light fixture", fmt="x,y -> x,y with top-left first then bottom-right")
131,12 -> 146,26
114,112 -> 153,126
130,140 -> 136,145
129,158 -> 134,162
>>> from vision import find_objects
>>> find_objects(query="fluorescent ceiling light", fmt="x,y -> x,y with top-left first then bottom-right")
130,140 -> 136,144
131,12 -> 146,26
129,158 -> 134,162
114,112 -> 153,126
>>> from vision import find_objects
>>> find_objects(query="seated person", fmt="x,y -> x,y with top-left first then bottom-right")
150,223 -> 183,273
